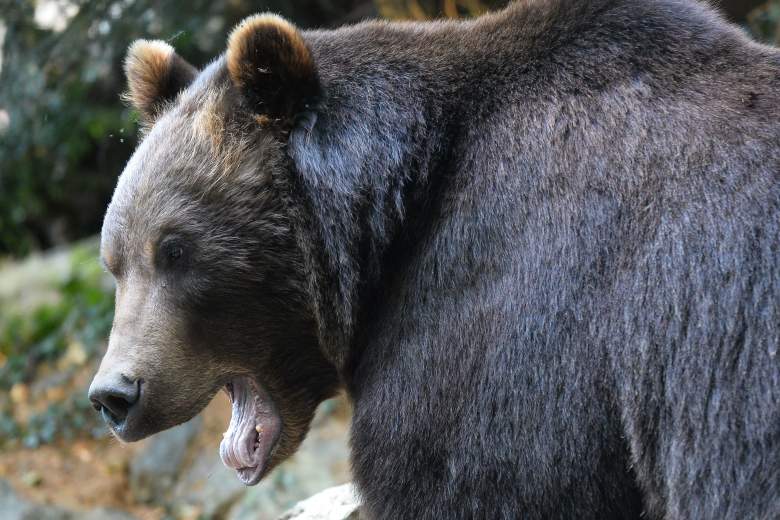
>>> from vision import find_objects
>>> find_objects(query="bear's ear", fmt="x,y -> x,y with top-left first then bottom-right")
226,14 -> 319,126
124,40 -> 198,124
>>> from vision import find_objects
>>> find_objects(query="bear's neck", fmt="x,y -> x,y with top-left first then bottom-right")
284,0 -> 620,378
284,26 -> 463,378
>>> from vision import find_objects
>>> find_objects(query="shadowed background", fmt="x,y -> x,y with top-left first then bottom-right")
0,1 -> 777,518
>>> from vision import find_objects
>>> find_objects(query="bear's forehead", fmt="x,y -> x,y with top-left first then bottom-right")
101,57 -> 280,260
118,67 -> 244,195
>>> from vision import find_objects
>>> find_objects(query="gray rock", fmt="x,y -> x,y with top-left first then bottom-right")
80,508 -> 138,520
129,415 -> 203,504
171,446 -> 247,519
276,484 -> 360,520
0,237 -> 105,313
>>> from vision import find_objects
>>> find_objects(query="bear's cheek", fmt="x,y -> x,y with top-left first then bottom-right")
91,280 -> 227,439
92,335 -> 223,441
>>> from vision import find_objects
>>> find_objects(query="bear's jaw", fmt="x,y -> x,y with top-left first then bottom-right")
219,376 -> 281,485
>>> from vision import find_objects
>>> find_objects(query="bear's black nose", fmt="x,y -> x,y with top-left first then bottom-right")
88,375 -> 140,426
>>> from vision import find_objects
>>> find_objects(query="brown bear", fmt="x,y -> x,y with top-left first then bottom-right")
89,1 -> 780,518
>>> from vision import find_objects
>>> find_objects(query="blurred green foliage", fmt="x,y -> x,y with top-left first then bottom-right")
0,245 -> 114,447
0,0 -> 370,257
0,246 -> 114,447
0,247 -> 112,391
749,0 -> 780,43
0,390 -> 102,448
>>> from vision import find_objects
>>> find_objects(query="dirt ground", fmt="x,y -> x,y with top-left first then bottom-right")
0,395 -> 234,520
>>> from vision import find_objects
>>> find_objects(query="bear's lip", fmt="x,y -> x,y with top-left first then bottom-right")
219,376 -> 281,486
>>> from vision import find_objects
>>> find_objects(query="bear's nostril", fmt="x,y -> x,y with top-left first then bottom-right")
106,395 -> 132,420
88,376 -> 140,426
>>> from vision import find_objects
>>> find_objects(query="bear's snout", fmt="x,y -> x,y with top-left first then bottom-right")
88,372 -> 141,433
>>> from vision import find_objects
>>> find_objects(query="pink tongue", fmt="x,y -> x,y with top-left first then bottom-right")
218,377 -> 281,483
219,378 -> 259,470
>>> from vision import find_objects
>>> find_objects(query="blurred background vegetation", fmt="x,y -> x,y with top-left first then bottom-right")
0,0 -> 778,518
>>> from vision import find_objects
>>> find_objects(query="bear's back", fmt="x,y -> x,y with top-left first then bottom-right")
309,2 -> 780,518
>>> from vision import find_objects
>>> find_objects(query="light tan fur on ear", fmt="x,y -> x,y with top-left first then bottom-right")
124,39 -> 197,123
226,14 -> 313,88
225,14 -> 319,122
124,40 -> 174,114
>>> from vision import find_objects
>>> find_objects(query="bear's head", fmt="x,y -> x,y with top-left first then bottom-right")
88,15 -> 339,485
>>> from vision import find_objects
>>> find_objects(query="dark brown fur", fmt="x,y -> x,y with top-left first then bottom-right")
92,1 -> 779,518
226,14 -> 319,124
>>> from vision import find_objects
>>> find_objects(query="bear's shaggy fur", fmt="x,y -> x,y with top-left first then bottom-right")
92,0 -> 779,518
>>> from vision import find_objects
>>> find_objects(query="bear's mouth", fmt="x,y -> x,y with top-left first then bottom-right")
219,376 -> 281,485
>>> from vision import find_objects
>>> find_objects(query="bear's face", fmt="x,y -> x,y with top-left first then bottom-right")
89,18 -> 337,486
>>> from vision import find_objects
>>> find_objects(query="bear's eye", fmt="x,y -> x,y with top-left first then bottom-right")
168,245 -> 183,261
157,237 -> 188,270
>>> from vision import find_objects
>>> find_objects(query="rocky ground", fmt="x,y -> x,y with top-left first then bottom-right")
0,241 -> 353,519
1,394 -> 352,519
